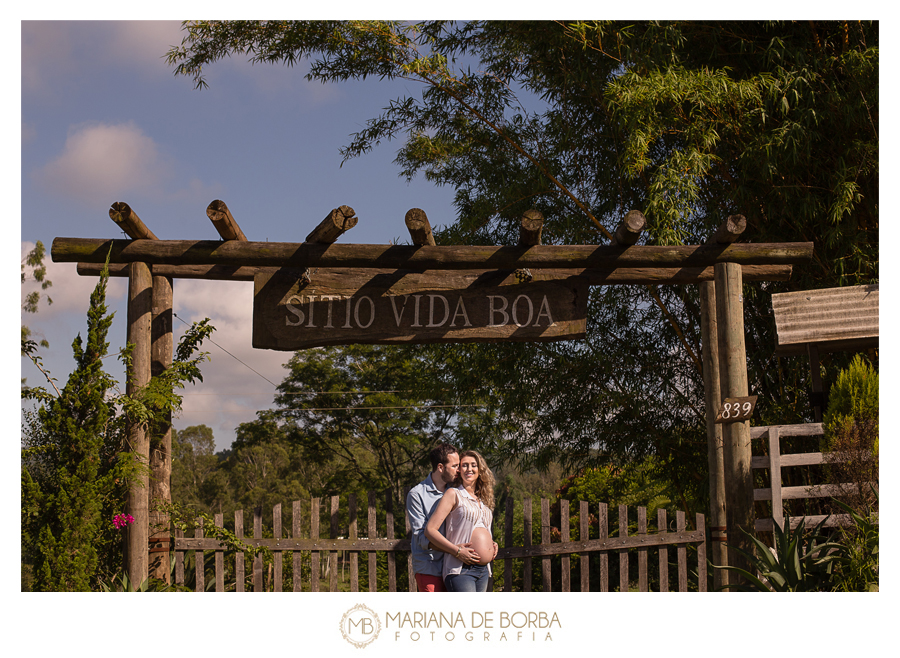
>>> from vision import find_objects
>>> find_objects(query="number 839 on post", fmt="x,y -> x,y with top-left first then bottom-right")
714,395 -> 757,424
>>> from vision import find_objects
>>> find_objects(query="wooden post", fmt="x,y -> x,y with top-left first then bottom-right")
110,202 -> 158,240
714,261 -> 755,582
206,200 -> 248,241
612,210 -> 646,246
518,210 -> 544,246
125,261 -> 152,586
807,343 -> 824,422
767,427 -> 784,530
700,282 -> 727,589
710,215 -> 747,244
700,215 -> 747,589
148,274 -> 173,582
405,208 -> 436,246
305,206 -> 358,244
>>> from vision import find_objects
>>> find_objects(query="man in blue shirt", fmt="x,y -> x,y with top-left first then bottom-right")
406,442 -> 460,592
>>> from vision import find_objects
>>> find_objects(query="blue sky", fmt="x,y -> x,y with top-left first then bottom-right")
20,20 -> 461,451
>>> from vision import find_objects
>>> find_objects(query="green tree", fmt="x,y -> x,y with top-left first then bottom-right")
272,345 -> 461,500
168,21 -> 877,516
21,266 -> 129,590
821,355 -> 878,514
22,265 -> 214,591
21,240 -> 53,348
171,424 -> 220,508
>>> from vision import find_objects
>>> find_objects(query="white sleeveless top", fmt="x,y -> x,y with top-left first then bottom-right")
441,486 -> 494,579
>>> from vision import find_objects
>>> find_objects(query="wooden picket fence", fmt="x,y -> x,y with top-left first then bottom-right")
173,492 -> 706,592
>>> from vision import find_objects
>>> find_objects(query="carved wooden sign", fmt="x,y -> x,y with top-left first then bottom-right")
253,268 -> 588,350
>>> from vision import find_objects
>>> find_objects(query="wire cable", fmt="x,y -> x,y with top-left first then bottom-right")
173,312 -> 280,388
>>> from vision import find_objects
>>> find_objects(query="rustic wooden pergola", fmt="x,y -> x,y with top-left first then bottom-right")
52,201 -> 814,588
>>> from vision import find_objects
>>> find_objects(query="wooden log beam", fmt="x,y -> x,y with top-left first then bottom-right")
518,209 -> 544,246
710,214 -> 747,244
404,208 -> 436,246
148,274 -> 173,583
55,237 -> 813,269
700,279 -> 727,588
206,200 -> 247,241
78,261 -> 794,284
700,212 -> 747,588
613,210 -> 646,246
109,202 -> 158,240
125,261 -> 152,586
715,261 -> 755,587
305,205 -> 358,244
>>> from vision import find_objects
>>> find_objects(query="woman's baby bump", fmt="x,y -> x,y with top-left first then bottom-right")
469,526 -> 494,565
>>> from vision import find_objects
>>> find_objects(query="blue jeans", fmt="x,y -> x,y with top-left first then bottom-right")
445,564 -> 490,592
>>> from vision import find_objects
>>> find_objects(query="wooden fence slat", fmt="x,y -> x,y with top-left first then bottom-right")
658,509 -> 669,592
696,513 -> 707,592
194,520 -> 204,592
349,493 -> 359,593
310,498 -> 320,592
386,491 -> 397,592
638,506 -> 648,592
599,503 -> 608,592
329,495 -> 339,592
273,503 -> 282,592
768,427 -> 784,530
560,499 -> 571,592
504,497 -> 514,592
293,500 -> 302,592
215,513 -> 224,592
618,505 -> 628,592
541,498 -> 551,591
235,509 -> 244,592
175,526 -> 184,587
677,510 -> 687,592
523,498 -> 533,592
253,507 -> 263,592
404,487 -> 415,592
579,500 -> 589,592
367,491 -> 377,592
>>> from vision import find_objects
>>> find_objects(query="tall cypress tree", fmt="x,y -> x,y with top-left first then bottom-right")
22,268 -> 128,591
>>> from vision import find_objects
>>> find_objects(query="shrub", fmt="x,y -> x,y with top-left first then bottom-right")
821,355 -> 878,513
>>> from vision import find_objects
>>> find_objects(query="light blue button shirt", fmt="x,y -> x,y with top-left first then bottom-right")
406,473 -> 446,577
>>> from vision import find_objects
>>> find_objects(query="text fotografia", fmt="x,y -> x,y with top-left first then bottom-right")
387,611 -> 560,642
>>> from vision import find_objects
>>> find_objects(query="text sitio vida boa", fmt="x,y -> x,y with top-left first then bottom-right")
283,292 -> 561,329
387,610 -> 561,642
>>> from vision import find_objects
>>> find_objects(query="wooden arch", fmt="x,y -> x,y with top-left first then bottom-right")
52,201 -> 813,588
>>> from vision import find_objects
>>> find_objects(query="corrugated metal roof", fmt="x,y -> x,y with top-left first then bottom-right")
771,284 -> 878,355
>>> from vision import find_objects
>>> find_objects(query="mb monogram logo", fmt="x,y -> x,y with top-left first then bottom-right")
340,604 -> 382,648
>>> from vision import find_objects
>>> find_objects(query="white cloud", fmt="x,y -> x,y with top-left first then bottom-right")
172,279 -> 288,450
36,122 -> 174,205
21,21 -> 75,98
108,21 -> 185,70
22,21 -> 183,98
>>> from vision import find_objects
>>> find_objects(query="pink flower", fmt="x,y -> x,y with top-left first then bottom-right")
113,513 -> 135,530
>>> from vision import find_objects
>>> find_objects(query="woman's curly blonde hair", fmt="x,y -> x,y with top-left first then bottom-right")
454,450 -> 495,510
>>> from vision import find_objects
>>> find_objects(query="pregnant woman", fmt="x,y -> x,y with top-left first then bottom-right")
425,450 -> 497,592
